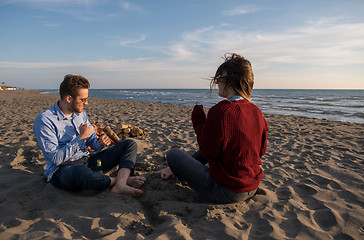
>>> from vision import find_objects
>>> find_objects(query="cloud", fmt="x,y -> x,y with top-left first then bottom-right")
167,19 -> 364,67
118,35 -> 147,46
0,58 -> 206,72
44,23 -> 59,27
0,0 -> 97,6
0,58 -> 211,89
223,5 -> 259,16
0,0 -> 139,21
120,1 -> 144,13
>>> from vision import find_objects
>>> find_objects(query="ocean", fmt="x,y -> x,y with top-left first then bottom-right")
38,89 -> 364,124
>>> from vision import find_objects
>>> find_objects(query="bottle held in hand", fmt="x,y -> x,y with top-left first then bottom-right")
96,159 -> 103,174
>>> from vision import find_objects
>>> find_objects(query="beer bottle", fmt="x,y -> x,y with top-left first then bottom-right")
96,159 -> 103,174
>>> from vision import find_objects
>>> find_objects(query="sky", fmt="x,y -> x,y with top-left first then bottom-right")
0,0 -> 364,89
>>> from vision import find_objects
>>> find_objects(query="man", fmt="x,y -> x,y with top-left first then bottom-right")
34,74 -> 145,197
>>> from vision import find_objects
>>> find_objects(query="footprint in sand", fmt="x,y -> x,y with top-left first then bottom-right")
292,184 -> 317,196
273,203 -> 285,211
233,221 -> 249,231
313,207 -> 337,231
304,197 -> 325,210
309,174 -> 331,185
2,217 -> 21,229
337,190 -> 362,205
333,233 -> 355,240
280,216 -> 302,239
329,180 -> 342,190
29,219 -> 60,233
98,215 -> 119,230
249,218 -> 274,238
276,187 -> 292,200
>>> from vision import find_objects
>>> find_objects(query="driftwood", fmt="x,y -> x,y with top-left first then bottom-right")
114,123 -> 146,139
103,126 -> 121,143
92,121 -> 146,143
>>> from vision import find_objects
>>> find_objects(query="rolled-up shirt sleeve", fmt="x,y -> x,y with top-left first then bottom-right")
34,115 -> 88,167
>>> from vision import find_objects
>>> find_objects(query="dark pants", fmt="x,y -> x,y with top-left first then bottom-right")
167,149 -> 257,203
50,139 -> 137,191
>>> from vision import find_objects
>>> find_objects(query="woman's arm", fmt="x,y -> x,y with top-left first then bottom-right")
192,104 -> 224,161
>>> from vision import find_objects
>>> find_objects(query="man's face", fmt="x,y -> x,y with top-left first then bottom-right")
71,88 -> 89,113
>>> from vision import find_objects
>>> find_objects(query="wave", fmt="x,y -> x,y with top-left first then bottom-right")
35,89 -> 364,124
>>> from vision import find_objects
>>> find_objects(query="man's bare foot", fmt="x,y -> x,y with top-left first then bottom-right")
110,184 -> 143,197
127,176 -> 146,188
155,167 -> 174,180
109,177 -> 116,187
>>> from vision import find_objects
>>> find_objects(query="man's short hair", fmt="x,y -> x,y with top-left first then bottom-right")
59,74 -> 90,99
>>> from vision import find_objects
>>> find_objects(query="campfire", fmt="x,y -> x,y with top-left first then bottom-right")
93,121 -> 145,140
86,121 -> 146,151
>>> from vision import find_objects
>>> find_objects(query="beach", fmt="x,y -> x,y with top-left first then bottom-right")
0,90 -> 363,239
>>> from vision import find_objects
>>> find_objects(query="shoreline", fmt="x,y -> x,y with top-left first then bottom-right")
31,89 -> 364,125
0,90 -> 363,239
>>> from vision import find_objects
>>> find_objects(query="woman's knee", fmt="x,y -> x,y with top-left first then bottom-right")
166,148 -> 184,165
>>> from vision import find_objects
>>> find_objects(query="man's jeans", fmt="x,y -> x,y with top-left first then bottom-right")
50,139 -> 137,191
167,148 -> 257,203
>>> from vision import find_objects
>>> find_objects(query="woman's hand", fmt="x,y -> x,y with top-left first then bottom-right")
155,167 -> 174,180
191,105 -> 206,128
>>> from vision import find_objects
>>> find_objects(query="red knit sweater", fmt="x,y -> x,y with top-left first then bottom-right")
192,99 -> 268,192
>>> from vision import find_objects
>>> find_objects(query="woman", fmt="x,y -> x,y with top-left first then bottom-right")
157,53 -> 268,203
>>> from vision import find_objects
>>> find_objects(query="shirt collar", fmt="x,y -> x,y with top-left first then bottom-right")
55,101 -> 80,120
229,95 -> 244,102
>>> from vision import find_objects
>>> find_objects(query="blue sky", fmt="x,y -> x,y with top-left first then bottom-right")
1,0 -> 363,89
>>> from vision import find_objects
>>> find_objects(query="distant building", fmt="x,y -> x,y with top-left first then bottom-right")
1,82 -> 17,90
5,87 -> 17,90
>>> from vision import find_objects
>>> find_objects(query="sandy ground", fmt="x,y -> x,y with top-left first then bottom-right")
0,90 -> 363,240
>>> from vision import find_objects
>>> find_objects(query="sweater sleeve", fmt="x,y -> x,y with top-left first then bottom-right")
192,103 -> 224,161
260,118 -> 269,158
191,105 -> 206,136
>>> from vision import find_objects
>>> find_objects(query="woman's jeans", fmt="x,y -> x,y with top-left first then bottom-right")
167,148 -> 257,203
50,139 -> 137,191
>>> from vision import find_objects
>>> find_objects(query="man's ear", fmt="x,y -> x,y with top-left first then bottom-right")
65,95 -> 73,103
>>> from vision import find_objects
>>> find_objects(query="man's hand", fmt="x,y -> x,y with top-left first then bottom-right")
79,123 -> 93,141
97,134 -> 112,147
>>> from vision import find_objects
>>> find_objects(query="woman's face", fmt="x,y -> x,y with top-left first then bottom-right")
217,73 -> 228,98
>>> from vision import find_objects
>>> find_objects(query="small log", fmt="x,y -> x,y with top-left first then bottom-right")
103,126 -> 121,143
130,126 -> 145,137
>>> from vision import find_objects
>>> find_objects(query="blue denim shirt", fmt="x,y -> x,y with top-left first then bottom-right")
229,95 -> 244,101
33,101 -> 103,181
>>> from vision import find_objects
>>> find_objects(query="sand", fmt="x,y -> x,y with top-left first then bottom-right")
0,90 -> 363,240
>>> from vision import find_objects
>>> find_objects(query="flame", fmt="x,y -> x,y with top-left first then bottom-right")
86,121 -> 108,151
92,121 -> 105,136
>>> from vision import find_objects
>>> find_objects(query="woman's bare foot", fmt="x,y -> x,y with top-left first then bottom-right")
110,184 -> 143,197
127,176 -> 146,188
155,167 -> 174,180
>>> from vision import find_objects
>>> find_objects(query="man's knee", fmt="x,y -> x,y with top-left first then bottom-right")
119,139 -> 137,151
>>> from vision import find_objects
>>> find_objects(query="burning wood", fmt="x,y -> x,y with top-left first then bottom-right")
92,121 -> 105,136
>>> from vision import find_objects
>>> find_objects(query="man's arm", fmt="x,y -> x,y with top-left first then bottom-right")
82,117 -> 105,151
34,115 -> 89,166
